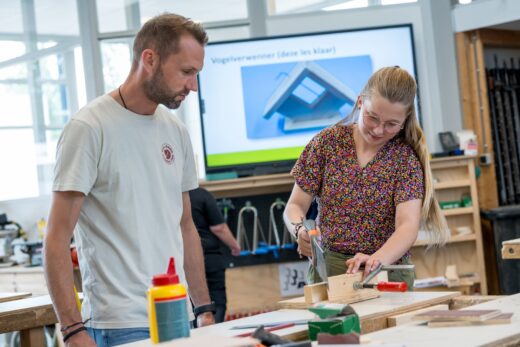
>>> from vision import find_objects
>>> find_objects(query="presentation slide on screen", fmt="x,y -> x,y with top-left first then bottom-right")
198,26 -> 416,167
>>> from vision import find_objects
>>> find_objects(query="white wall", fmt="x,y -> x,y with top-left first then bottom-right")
452,0 -> 520,33
0,196 -> 51,235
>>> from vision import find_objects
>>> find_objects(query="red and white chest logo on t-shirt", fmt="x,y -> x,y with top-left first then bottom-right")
162,143 -> 174,165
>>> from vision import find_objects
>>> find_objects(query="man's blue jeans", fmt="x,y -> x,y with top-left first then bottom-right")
86,327 -> 149,346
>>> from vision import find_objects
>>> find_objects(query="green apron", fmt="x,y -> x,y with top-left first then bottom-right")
307,248 -> 415,291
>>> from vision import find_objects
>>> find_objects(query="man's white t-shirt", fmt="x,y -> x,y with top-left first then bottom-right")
53,94 -> 198,329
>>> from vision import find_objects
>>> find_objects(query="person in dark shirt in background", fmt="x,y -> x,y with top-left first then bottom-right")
189,187 -> 241,323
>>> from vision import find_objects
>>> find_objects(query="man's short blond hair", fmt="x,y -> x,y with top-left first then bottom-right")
132,12 -> 208,67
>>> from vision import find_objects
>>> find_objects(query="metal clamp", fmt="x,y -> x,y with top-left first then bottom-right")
353,264 -> 415,290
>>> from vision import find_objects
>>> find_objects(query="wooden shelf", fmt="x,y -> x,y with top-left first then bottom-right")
200,173 -> 294,198
413,233 -> 477,247
434,179 -> 471,189
441,207 -> 474,216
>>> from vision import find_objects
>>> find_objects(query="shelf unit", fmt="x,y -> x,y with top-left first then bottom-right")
411,155 -> 487,294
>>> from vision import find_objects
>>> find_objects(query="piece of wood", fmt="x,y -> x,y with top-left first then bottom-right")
327,272 -> 380,303
427,312 -> 513,328
449,295 -> 503,310
365,293 -> 520,347
445,265 -> 459,287
0,292 -> 31,303
20,326 -> 45,347
279,271 -> 387,309
0,295 -> 57,334
387,304 -> 449,327
502,238 -> 520,259
303,282 -> 327,304
200,173 -> 294,199
412,309 -> 502,322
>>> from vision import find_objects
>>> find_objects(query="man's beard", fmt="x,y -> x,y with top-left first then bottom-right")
143,67 -> 186,110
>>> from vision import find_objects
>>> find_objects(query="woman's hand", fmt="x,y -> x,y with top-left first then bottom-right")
345,253 -> 381,279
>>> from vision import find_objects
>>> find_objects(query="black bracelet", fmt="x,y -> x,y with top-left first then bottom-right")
194,302 -> 216,318
60,318 -> 91,332
63,326 -> 87,343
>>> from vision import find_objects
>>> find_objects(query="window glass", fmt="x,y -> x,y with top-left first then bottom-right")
139,0 -> 247,23
0,64 -> 27,80
42,84 -> 69,127
0,84 -> 33,127
97,0 -> 140,33
271,0 -> 417,14
0,41 -> 26,64
0,129 -> 39,200
35,0 -> 79,36
206,26 -> 250,43
101,38 -> 133,92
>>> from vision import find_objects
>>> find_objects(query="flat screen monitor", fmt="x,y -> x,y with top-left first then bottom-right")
197,24 -> 418,177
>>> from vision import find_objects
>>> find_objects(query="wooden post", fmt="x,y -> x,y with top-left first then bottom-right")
20,327 -> 45,347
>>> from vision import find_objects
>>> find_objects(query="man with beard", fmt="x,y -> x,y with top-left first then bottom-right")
44,13 -> 214,347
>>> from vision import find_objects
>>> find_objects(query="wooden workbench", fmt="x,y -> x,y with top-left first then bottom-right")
365,293 -> 520,346
124,291 -> 460,346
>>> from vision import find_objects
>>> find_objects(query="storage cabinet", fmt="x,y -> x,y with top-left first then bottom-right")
411,155 -> 487,294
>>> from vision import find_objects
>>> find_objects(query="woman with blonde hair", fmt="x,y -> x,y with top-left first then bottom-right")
283,66 -> 449,288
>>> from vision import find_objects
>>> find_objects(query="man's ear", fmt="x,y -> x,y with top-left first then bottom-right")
141,49 -> 159,73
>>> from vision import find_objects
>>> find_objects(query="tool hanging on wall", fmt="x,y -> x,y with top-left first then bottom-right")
486,55 -> 520,205
236,201 -> 268,255
216,198 -> 235,223
267,198 -> 294,253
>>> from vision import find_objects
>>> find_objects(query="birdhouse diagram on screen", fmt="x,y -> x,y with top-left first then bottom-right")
241,55 -> 373,140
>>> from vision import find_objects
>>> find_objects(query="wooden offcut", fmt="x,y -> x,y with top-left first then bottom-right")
327,272 -> 380,303
279,271 -> 388,309
412,309 -> 502,322
428,312 -> 513,327
502,238 -> 520,259
304,282 -> 328,304
387,304 -> 449,327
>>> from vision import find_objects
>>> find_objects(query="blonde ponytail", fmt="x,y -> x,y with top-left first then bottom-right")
355,67 -> 450,246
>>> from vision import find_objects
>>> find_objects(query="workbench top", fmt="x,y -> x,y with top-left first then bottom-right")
123,291 -> 460,346
365,293 -> 520,347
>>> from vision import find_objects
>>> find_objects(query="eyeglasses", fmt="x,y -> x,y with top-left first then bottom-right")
361,111 -> 404,134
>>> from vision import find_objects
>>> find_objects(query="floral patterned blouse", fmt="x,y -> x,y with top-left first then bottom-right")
292,124 -> 424,256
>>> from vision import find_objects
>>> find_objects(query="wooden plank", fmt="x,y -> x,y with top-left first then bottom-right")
449,295 -> 503,310
428,312 -> 513,328
479,29 -> 520,48
0,295 -> 57,334
412,309 -> 502,322
387,304 -> 448,327
122,335 -> 259,347
0,292 -> 31,303
200,173 -> 294,198
365,293 -> 520,347
20,326 -> 46,347
327,272 -> 380,303
279,271 -> 387,309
